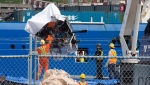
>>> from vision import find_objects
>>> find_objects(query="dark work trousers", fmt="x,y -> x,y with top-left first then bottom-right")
108,64 -> 118,79
96,60 -> 103,79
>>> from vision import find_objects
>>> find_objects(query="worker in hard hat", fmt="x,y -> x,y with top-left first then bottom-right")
36,36 -> 53,80
94,43 -> 104,79
79,51 -> 85,62
78,73 -> 88,85
105,43 -> 117,79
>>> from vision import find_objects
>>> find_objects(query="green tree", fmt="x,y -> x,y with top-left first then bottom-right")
0,0 -> 22,4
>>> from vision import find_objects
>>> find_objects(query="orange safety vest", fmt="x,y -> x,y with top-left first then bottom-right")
78,81 -> 88,85
109,49 -> 117,64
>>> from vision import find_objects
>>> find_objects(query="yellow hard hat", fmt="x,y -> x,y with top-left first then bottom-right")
40,39 -> 45,44
80,58 -> 85,62
80,73 -> 86,78
109,43 -> 115,48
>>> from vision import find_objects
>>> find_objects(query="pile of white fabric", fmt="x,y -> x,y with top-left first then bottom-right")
25,3 -> 65,36
39,68 -> 78,85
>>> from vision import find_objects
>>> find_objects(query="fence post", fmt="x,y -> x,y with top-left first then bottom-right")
34,36 -> 37,85
29,34 -> 32,85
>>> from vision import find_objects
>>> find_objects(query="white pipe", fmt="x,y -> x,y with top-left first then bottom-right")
34,36 -> 37,85
131,2 -> 141,56
28,34 -> 32,85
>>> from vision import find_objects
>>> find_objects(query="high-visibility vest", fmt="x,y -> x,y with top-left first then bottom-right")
97,50 -> 103,60
78,81 -> 88,85
38,45 -> 49,55
109,49 -> 117,64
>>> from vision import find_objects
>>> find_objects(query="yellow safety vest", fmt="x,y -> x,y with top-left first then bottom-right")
78,81 -> 88,85
109,49 -> 117,63
38,46 -> 48,55
97,50 -> 103,60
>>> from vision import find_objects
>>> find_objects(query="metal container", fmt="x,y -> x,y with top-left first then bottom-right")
107,12 -> 124,23
61,11 -> 80,22
23,10 -> 34,22
13,10 -> 24,22
13,10 -> 18,22
59,7 -> 65,11
13,10 -> 125,23
65,6 -> 80,11
95,5 -> 110,12
80,11 -> 107,22
61,11 -> 107,22
34,10 -> 42,15
111,5 -> 122,12
80,6 -> 95,11
14,10 -> 34,22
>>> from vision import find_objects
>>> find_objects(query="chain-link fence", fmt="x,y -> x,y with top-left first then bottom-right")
33,55 -> 150,85
0,36 -> 30,85
1,55 -> 150,85
1,35 -> 150,85
0,55 -> 29,85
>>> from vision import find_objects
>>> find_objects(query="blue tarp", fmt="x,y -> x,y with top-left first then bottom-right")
4,75 -> 119,85
1,72 -> 119,85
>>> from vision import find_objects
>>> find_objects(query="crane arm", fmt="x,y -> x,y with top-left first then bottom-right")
119,0 -> 150,63
119,0 -> 142,57
118,0 -> 150,63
